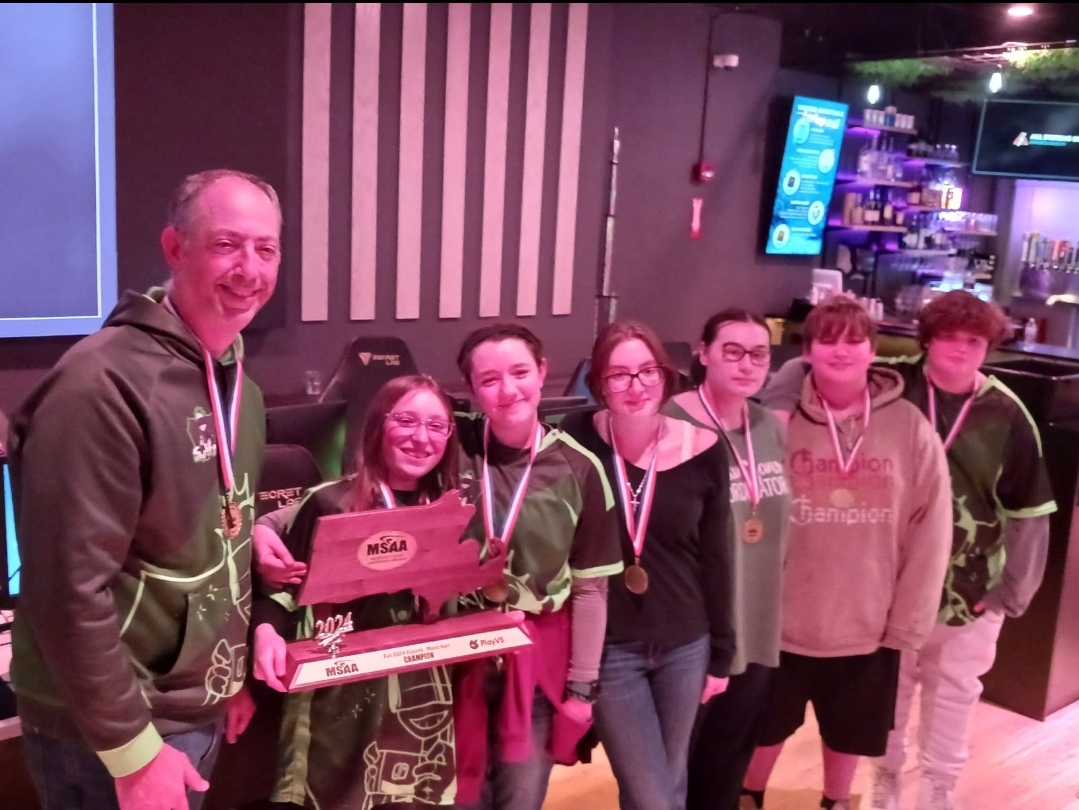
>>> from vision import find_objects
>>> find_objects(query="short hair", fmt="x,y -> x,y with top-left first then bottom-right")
456,323 -> 545,383
585,320 -> 679,405
803,297 -> 877,349
167,169 -> 282,233
918,291 -> 1012,350
690,308 -> 770,385
349,375 -> 459,510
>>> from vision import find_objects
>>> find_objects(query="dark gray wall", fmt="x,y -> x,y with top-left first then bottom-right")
0,3 -> 990,418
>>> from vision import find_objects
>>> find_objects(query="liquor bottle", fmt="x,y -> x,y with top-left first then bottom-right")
882,189 -> 894,225
858,140 -> 873,178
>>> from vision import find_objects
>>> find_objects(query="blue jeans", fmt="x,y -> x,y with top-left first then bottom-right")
594,635 -> 710,810
21,722 -> 221,810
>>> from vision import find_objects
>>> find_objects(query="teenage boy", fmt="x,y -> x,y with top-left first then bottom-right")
741,297 -> 953,810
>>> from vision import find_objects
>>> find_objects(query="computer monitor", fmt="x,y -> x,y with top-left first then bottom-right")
0,455 -> 19,610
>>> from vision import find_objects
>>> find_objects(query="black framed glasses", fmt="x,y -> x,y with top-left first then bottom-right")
386,412 -> 454,437
603,366 -> 665,393
720,343 -> 771,367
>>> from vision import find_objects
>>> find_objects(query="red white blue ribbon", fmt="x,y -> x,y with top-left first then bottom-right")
482,420 -> 543,555
698,388 -> 760,511
820,388 -> 871,477
609,424 -> 660,562
927,372 -> 977,453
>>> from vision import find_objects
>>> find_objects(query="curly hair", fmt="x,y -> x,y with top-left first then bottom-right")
917,291 -> 1012,350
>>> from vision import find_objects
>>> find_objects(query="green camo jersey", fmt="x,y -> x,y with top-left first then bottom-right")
454,415 -> 623,613
878,356 -> 1057,625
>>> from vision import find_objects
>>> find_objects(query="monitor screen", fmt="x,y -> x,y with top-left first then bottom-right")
0,456 -> 18,609
765,96 -> 849,256
0,3 -> 117,338
973,99 -> 1079,181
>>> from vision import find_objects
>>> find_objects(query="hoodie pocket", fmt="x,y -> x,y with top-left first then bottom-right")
153,585 -> 249,703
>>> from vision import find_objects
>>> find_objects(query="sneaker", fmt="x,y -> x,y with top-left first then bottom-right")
916,776 -> 961,810
869,765 -> 900,810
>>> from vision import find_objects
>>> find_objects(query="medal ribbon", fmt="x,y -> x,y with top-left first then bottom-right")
482,420 -> 543,554
820,388 -> 871,477
609,423 -> 660,563
379,483 -> 397,509
163,296 -> 242,494
927,374 -> 977,453
698,388 -> 760,511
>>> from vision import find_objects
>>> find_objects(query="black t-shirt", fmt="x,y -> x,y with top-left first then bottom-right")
560,410 -> 735,676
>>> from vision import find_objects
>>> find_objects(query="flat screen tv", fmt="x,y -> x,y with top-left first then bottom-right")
973,99 -> 1079,182
765,96 -> 849,256
0,456 -> 19,610
0,3 -> 117,338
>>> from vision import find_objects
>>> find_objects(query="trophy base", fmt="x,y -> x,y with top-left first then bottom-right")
284,610 -> 532,692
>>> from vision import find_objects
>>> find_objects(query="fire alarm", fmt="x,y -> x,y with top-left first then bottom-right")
693,162 -> 715,183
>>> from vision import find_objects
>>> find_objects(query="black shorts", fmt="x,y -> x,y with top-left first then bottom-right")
756,647 -> 901,756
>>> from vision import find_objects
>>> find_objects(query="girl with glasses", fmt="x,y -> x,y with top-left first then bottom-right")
240,374 -> 464,810
452,323 -> 622,810
665,308 -> 792,810
559,320 -> 735,810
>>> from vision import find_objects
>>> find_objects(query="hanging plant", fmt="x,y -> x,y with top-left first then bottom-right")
851,59 -> 954,87
1004,47 -> 1079,81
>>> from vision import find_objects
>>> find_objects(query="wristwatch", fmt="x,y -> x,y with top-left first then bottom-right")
564,680 -> 601,704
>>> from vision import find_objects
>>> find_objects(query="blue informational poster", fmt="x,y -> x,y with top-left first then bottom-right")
765,96 -> 849,256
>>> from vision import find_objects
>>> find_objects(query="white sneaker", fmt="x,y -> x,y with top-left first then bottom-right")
916,776 -> 961,810
869,765 -> 900,810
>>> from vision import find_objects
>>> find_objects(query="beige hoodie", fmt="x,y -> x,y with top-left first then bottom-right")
781,366 -> 952,657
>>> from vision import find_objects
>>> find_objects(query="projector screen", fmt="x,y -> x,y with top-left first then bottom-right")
0,3 -> 117,338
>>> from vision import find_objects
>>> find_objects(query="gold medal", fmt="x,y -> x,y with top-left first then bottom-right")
222,499 -> 242,539
742,517 -> 765,544
830,488 -> 856,509
624,563 -> 649,595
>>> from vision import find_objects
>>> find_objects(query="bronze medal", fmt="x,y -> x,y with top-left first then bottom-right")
222,500 -> 242,539
481,578 -> 511,603
742,517 -> 765,544
624,563 -> 649,594
830,488 -> 856,509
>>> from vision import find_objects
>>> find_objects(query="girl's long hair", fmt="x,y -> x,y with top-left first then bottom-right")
348,375 -> 460,511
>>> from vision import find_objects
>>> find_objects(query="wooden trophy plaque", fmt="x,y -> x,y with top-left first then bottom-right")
282,492 -> 531,691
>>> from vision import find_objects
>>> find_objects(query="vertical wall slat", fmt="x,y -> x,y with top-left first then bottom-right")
350,3 -> 381,321
551,2 -> 588,316
396,3 -> 427,320
438,3 -> 471,319
478,3 -> 513,318
515,3 -> 552,317
301,2 -> 333,322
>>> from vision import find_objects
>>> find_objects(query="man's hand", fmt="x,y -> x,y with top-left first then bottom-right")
559,696 -> 593,725
224,684 -> 257,744
700,675 -> 729,704
114,742 -> 207,810
252,524 -> 306,586
253,623 -> 289,692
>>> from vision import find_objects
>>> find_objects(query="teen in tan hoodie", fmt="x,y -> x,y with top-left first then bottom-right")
741,298 -> 952,810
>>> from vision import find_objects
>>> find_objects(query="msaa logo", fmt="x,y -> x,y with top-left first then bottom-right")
358,530 -> 417,571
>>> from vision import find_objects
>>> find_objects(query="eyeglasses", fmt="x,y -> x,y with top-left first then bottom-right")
386,413 -> 454,437
720,343 -> 771,367
603,366 -> 665,393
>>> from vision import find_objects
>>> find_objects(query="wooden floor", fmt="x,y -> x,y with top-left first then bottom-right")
543,697 -> 1079,810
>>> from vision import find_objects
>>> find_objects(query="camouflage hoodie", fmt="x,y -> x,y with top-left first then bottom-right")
8,288 -> 265,776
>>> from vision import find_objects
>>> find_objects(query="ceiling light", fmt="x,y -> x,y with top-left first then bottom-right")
867,84 -> 881,104
990,71 -> 1003,92
1008,5 -> 1034,17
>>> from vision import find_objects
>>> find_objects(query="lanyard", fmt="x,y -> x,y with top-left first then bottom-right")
378,482 -> 429,509
927,374 -> 977,453
163,297 -> 242,493
820,388 -> 871,476
609,423 -> 660,562
482,420 -> 543,553
697,388 -> 760,511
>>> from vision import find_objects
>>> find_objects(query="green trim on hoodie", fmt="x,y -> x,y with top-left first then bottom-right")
8,288 -> 266,772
